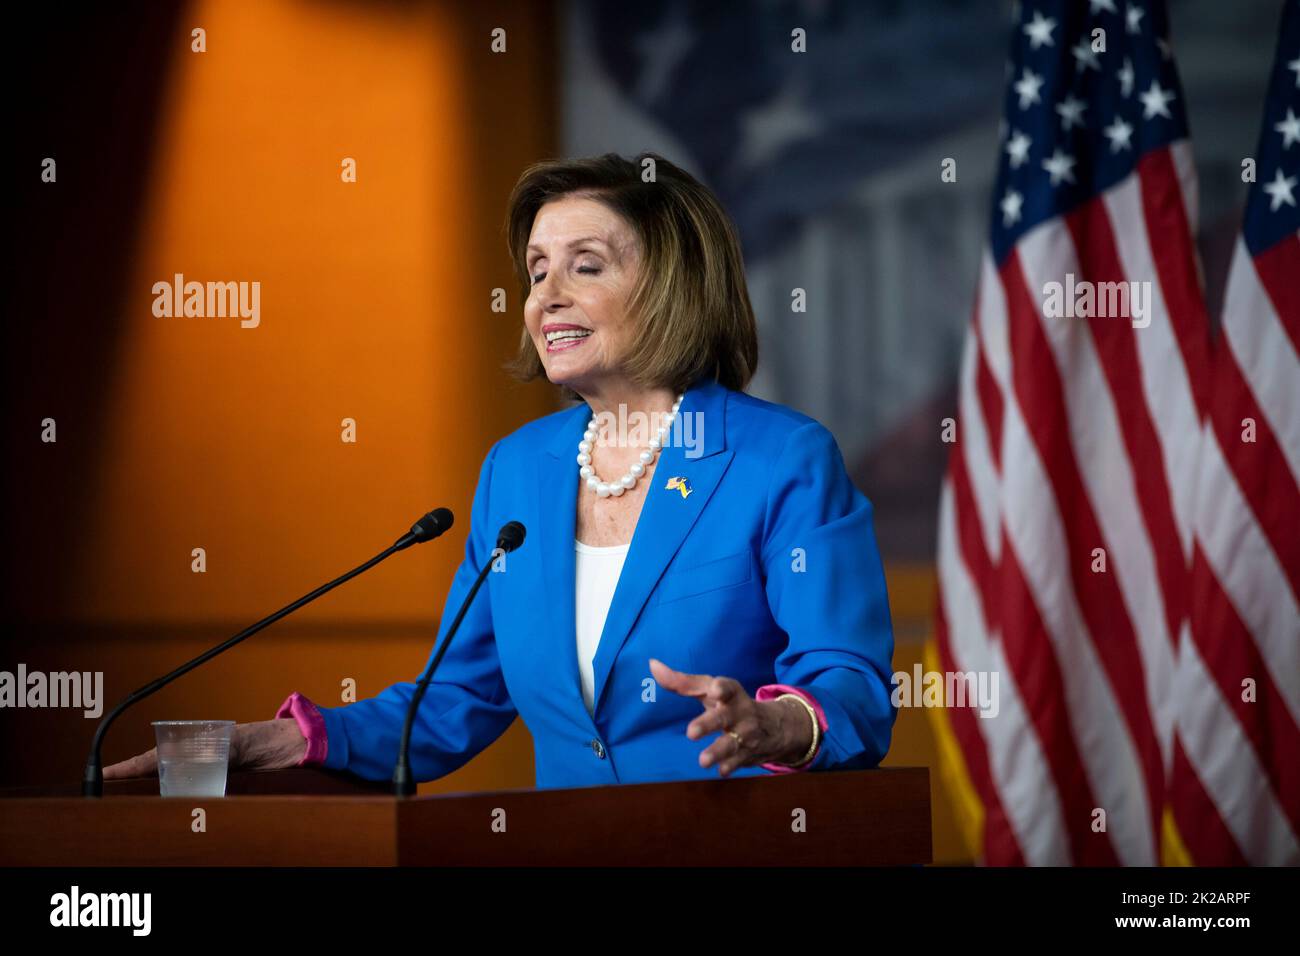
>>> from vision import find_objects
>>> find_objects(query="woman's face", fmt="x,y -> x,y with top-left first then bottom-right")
523,196 -> 643,396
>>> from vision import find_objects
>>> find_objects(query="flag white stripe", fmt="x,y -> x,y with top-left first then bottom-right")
1104,173 -> 1204,557
1174,631 -> 1300,864
956,321 -> 1001,561
1193,426 -> 1300,728
938,480 -> 1068,865
997,362 -> 1157,864
1222,239 -> 1300,483
976,251 -> 1013,397
1017,222 -> 1177,768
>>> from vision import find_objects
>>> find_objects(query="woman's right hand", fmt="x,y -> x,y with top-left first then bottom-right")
102,718 -> 308,780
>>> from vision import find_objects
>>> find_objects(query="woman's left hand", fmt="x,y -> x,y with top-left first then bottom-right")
649,658 -> 813,776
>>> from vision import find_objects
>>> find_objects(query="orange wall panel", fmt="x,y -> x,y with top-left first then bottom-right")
70,0 -> 556,625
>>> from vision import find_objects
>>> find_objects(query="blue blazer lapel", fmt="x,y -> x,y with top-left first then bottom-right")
590,379 -> 733,713
534,380 -> 733,717
537,404 -> 589,708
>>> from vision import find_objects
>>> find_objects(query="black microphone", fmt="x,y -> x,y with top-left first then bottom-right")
496,521 -> 526,553
394,508 -> 455,551
392,520 -> 526,797
82,507 -> 455,797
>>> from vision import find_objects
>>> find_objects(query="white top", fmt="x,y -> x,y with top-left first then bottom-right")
574,538 -> 630,715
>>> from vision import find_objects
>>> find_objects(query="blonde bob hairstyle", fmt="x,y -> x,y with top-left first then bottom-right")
504,152 -> 758,396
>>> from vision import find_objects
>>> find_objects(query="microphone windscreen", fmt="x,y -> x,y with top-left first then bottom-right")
412,507 -> 454,542
496,520 -> 526,553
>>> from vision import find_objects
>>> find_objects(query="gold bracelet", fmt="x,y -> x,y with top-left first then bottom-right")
775,693 -> 820,768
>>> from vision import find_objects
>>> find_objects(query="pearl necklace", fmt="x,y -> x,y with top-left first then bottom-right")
577,394 -> 684,497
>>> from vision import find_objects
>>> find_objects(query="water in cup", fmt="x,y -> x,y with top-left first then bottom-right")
152,720 -> 235,797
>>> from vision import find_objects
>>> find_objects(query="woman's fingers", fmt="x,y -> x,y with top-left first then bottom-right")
652,658 -> 744,709
649,657 -> 710,698
686,677 -> 747,737
101,720 -> 303,782
655,660 -> 776,774
702,723 -> 764,775
697,710 -> 766,773
701,676 -> 742,708
102,747 -> 158,780
687,698 -> 741,739
699,728 -> 741,768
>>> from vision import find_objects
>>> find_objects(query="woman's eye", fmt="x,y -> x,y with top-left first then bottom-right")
530,263 -> 598,284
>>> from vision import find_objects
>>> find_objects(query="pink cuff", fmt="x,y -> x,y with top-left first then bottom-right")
756,684 -> 828,773
275,691 -> 328,766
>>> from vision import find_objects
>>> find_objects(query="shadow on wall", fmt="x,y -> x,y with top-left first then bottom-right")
6,2 -> 191,615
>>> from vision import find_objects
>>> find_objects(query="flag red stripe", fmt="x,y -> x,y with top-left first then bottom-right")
1001,250 -> 1165,854
1136,149 -> 1212,417
1065,196 -> 1189,647
951,434 -> 1109,862
1189,544 -> 1300,838
1167,735 -> 1248,866
1250,233 -> 1300,359
1207,348 -> 1300,597
934,596 -> 1026,865
997,532 -> 1118,864
973,321 -> 1005,475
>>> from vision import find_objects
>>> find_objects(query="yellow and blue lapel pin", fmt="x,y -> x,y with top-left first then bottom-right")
664,476 -> 693,499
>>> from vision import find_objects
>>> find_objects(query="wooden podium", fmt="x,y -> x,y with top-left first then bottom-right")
0,767 -> 931,866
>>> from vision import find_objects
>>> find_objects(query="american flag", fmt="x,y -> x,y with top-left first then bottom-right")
933,0 -> 1214,865
1167,0 -> 1300,866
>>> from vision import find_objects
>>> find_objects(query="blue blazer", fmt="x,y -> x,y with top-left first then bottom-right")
318,376 -> 897,788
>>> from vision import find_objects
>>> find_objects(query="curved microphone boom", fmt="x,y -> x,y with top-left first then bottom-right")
82,507 -> 455,797
392,520 -> 526,797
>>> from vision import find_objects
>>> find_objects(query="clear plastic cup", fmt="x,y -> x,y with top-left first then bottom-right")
152,720 -> 235,797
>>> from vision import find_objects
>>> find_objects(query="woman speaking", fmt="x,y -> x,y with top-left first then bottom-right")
107,153 -> 897,787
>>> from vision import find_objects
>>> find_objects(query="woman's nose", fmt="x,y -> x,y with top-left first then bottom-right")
535,273 -> 570,311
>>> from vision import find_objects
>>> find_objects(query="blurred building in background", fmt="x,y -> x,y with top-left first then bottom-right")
562,0 -> 1282,562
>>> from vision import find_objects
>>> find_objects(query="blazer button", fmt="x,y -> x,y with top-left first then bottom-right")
590,739 -> 606,759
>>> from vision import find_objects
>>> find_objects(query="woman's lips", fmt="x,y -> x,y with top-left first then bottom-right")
547,335 -> 589,353
543,332 -> 595,356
